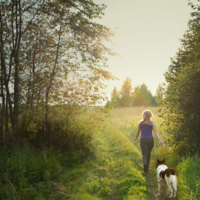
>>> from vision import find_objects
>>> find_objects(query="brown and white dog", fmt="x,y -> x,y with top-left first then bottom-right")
156,159 -> 178,198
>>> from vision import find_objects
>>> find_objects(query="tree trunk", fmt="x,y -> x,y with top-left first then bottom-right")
0,67 -> 4,140
13,57 -> 19,130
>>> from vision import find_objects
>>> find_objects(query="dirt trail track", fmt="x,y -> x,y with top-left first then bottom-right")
146,173 -> 178,200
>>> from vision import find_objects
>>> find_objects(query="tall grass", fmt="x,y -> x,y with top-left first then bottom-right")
177,155 -> 200,200
0,147 -> 64,199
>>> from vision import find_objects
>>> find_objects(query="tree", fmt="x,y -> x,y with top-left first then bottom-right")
111,86 -> 120,107
154,83 -> 164,106
132,83 -> 154,106
160,1 -> 200,154
119,78 -> 132,107
0,0 -> 116,139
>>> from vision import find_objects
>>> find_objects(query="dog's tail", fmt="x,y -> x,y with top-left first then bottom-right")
167,168 -> 176,176
165,168 -> 176,178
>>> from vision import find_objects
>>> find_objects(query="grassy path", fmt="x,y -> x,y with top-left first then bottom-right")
67,116 -> 149,200
61,107 -> 177,199
107,107 -> 176,200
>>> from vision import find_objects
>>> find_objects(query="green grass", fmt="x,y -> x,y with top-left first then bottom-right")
177,155 -> 200,200
1,106 -> 200,199
67,118 -> 149,200
0,147 -> 63,199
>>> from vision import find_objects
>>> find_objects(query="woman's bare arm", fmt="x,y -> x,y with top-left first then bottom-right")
153,123 -> 164,145
134,123 -> 141,141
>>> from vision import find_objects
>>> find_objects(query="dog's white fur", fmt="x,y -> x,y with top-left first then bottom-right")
156,161 -> 178,198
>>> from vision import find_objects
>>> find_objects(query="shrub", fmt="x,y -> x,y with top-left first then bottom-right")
14,104 -> 99,157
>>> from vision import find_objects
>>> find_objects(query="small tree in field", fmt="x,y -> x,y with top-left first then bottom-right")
132,83 -> 154,106
111,86 -> 120,107
119,78 -> 132,107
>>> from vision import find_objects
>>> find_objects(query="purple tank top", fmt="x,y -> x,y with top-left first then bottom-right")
140,121 -> 153,138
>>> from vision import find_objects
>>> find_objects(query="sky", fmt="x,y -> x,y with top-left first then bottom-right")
93,0 -> 194,103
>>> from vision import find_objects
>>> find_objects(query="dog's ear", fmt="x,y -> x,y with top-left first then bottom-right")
162,159 -> 165,163
157,159 -> 160,163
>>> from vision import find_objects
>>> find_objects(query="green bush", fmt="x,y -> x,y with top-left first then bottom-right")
14,104 -> 98,157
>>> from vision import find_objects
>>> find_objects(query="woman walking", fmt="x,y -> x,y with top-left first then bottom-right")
134,110 -> 163,173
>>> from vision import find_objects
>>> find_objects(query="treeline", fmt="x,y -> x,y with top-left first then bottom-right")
160,1 -> 200,155
106,78 -> 163,108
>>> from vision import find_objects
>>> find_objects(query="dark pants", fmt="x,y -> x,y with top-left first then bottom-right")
140,138 -> 154,172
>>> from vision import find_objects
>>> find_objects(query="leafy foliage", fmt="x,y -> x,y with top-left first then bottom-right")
154,83 -> 164,106
132,83 -> 156,106
160,1 -> 200,154
13,104 -> 104,156
0,0 -> 116,140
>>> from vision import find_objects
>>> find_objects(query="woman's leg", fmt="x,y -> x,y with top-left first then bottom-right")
147,139 -> 154,168
140,138 -> 148,172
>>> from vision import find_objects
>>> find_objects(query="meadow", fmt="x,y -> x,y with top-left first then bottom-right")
0,107 -> 199,199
